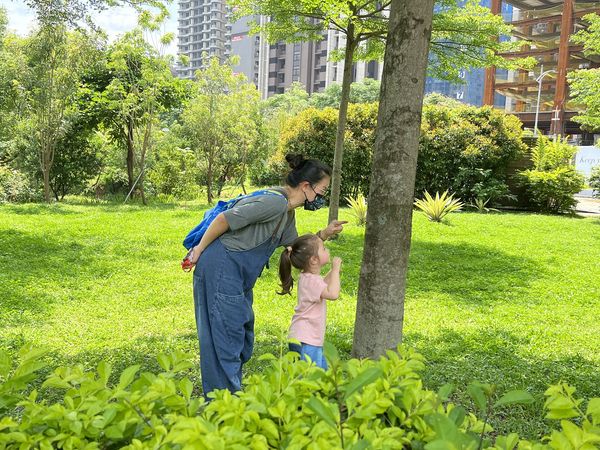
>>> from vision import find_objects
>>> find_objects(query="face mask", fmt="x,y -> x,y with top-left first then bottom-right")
304,193 -> 326,211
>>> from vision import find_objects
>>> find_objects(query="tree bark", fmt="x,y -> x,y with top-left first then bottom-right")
352,0 -> 435,359
126,119 -> 135,191
328,26 -> 356,224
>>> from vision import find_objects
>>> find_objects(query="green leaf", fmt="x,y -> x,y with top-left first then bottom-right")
0,350 -> 10,377
350,439 -> 371,450
258,353 -> 277,361
438,383 -> 454,401
586,398 -> 600,424
467,383 -> 487,412
424,440 -> 457,450
323,341 -> 340,367
343,367 -> 382,401
306,397 -> 337,430
97,361 -> 112,386
179,378 -> 193,402
157,353 -> 170,371
448,406 -> 466,426
494,433 -> 520,450
42,377 -> 71,390
494,390 -> 534,407
117,365 -> 140,390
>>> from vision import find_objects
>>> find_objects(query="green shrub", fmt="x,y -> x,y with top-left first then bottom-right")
1,345 -> 599,449
273,104 -> 525,205
590,165 -> 600,198
273,103 -> 377,200
518,136 -> 585,213
0,165 -> 35,203
418,105 -> 527,203
518,167 -> 585,213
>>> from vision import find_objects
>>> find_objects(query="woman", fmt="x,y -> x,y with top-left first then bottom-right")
188,154 -> 346,396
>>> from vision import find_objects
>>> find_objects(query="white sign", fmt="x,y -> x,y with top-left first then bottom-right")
575,146 -> 600,178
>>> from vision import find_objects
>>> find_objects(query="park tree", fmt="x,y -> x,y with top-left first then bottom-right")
310,78 -> 381,109
18,25 -> 100,202
569,13 -> 600,132
0,8 -> 28,165
23,0 -> 168,29
179,57 -> 261,203
352,0 -> 435,358
89,15 -> 187,203
231,0 -> 533,223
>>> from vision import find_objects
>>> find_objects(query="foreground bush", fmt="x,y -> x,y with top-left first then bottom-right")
1,344 -> 598,449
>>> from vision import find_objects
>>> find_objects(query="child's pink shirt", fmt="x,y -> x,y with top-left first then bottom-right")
288,272 -> 329,346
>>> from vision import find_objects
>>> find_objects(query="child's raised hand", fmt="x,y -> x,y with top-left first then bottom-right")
332,256 -> 342,269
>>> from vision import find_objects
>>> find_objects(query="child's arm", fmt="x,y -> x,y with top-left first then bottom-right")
321,257 -> 342,300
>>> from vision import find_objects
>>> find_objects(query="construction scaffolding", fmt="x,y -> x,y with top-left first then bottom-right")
483,0 -> 600,137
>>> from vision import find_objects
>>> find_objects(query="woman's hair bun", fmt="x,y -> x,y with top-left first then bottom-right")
285,153 -> 305,170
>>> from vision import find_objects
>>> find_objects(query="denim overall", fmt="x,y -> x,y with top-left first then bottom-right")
193,219 -> 284,396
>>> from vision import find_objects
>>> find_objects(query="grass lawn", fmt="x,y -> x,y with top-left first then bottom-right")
1,197 -> 599,439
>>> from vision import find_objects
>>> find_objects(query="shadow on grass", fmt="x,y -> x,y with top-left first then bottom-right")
0,203 -> 81,215
324,232 -> 542,307
0,229 -> 89,324
0,228 -> 163,327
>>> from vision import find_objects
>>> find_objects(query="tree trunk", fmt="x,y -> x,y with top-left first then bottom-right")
42,162 -> 51,203
41,142 -> 52,203
206,147 -> 214,204
126,119 -> 135,191
352,0 -> 435,359
328,27 -> 356,224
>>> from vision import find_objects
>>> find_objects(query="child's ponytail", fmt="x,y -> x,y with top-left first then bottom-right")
277,234 -> 321,296
278,246 -> 294,295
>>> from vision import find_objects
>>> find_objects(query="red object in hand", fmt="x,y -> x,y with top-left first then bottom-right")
181,250 -> 194,272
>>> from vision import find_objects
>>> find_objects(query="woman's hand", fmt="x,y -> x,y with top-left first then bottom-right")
189,246 -> 203,265
323,220 -> 348,239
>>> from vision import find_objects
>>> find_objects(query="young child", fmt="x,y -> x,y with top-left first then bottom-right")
278,233 -> 342,369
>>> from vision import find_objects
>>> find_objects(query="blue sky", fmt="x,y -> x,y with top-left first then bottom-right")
2,0 -> 179,55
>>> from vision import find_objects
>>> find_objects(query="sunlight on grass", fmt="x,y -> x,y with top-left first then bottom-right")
1,201 -> 599,437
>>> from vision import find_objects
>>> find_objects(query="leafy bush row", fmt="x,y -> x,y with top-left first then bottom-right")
1,344 -> 599,449
266,102 -> 527,205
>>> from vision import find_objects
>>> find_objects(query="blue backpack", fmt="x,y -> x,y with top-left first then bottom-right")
183,189 -> 285,250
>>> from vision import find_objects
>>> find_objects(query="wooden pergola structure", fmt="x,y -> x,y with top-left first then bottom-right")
483,0 -> 600,136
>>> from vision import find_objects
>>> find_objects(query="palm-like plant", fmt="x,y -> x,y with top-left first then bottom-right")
414,190 -> 463,222
345,193 -> 368,226
468,197 -> 499,213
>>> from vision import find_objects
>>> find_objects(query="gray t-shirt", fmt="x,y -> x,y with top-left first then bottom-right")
220,187 -> 298,251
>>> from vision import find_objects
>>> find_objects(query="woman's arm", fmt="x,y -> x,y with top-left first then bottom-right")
318,220 -> 348,240
189,212 -> 229,264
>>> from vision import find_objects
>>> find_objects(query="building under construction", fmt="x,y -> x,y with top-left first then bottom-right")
484,0 -> 600,139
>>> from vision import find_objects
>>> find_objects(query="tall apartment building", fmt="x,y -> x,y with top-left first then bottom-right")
176,5 -> 383,97
176,0 -> 231,78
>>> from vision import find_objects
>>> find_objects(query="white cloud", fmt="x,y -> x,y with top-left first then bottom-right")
2,0 -> 179,55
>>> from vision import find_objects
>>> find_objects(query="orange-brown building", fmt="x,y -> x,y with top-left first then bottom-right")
484,0 -> 600,137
